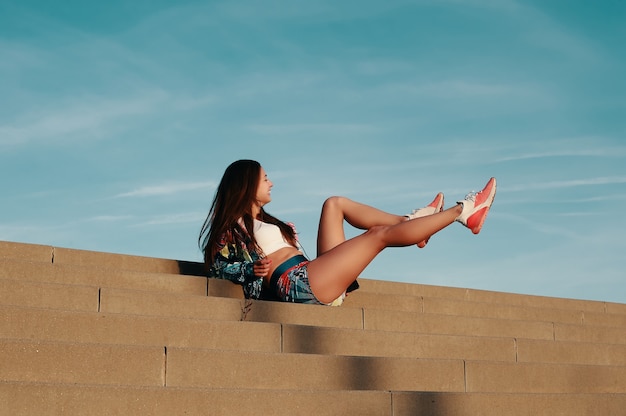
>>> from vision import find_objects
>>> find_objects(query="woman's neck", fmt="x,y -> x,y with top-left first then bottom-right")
251,204 -> 261,219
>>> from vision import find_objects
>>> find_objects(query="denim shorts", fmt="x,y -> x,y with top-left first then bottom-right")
270,255 -> 323,304
269,255 -> 345,306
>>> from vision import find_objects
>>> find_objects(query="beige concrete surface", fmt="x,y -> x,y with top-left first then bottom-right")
555,321 -> 626,344
466,361 -> 626,394
52,246 -> 200,275
0,278 -> 98,312
244,299 -> 364,329
282,325 -> 516,362
583,309 -> 626,328
0,258 -> 207,295
0,383 -> 392,416
517,338 -> 626,366
0,240 -> 53,263
99,287 -> 243,321
1,238 -> 625,415
363,308 -> 555,340
342,290 -> 424,312
166,348 -> 465,392
358,277 -> 610,314
99,287 -> 365,329
392,392 -> 626,416
1,340 -> 165,386
606,301 -> 626,315
464,288 -> 608,314
207,277 -> 245,299
356,278 -> 469,300
0,305 -> 280,352
424,296 -> 585,324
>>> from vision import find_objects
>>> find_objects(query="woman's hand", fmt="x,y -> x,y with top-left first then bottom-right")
253,258 -> 272,277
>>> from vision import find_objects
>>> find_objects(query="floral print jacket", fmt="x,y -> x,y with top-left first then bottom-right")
208,233 -> 264,299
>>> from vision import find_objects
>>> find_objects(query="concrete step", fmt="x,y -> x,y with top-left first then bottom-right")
0,305 -> 280,352
166,347 -> 465,392
2,383 -> 624,416
52,246 -> 204,275
283,325 -> 626,366
517,338 -> 626,366
364,308 -> 555,340
1,339 -> 165,387
5,264 -> 624,332
4,303 -> 622,366
0,278 -> 98,312
282,324 -> 515,362
0,258 -> 207,296
392,392 -> 626,416
100,287 -> 365,329
329,290 -> 424,313
583,309 -> 626,328
100,285 -> 626,333
466,360 -> 626,394
555,321 -> 626,345
3,276 -> 623,349
0,240 -> 204,275
0,240 -> 53,263
0,383 -> 391,416
1,339 -> 465,392
424,296 -> 583,325
4,240 -> 624,317
0,303 -> 515,363
607,301 -> 626,315
168,348 -> 626,394
6,239 -> 624,313
358,278 -> 615,314
366,308 -> 626,345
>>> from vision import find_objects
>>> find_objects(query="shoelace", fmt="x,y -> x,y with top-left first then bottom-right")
409,206 -> 432,217
463,191 -> 478,202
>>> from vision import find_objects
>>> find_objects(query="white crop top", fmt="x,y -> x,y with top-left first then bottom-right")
252,219 -> 294,255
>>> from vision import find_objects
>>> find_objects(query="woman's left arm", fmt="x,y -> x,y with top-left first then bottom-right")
209,243 -> 264,299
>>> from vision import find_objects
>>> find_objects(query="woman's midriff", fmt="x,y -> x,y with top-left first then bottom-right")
263,246 -> 304,287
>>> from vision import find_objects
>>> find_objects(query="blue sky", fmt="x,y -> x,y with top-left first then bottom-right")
1,0 -> 625,304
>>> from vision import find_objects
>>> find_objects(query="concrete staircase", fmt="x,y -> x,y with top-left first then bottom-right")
1,239 -> 625,415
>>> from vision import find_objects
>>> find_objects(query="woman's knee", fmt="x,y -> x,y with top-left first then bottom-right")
321,196 -> 349,214
363,225 -> 388,249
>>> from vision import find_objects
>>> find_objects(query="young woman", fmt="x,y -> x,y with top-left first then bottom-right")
199,159 -> 496,306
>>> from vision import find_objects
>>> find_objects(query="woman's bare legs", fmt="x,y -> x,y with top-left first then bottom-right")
308,204 -> 462,303
308,177 -> 497,303
316,196 -> 407,256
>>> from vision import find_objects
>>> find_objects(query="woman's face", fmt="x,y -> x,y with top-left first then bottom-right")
255,166 -> 273,207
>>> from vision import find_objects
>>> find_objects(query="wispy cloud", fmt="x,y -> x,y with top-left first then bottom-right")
247,123 -> 376,135
0,92 -> 167,147
412,80 -> 539,99
86,215 -> 134,222
495,147 -> 626,162
115,181 -> 216,198
131,212 -> 205,226
506,176 -> 626,192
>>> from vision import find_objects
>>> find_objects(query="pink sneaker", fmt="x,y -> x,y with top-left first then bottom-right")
407,192 -> 445,220
407,192 -> 444,248
456,177 -> 497,234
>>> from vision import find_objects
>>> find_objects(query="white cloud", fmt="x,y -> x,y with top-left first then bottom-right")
132,212 -> 205,226
505,176 -> 626,192
247,123 -> 375,135
87,215 -> 134,222
496,148 -> 626,162
115,181 -> 216,198
0,92 -> 167,146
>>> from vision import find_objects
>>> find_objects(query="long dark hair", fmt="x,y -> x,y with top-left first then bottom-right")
199,159 -> 297,266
